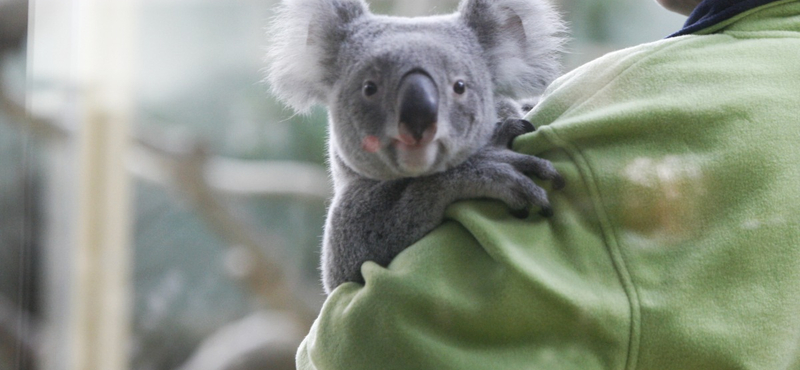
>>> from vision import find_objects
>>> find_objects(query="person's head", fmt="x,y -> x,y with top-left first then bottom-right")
655,0 -> 703,15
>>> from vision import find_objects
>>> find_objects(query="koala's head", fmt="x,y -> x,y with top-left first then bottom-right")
267,0 -> 565,180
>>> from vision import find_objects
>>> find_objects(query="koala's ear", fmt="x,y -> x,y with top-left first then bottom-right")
266,0 -> 369,112
459,0 -> 566,97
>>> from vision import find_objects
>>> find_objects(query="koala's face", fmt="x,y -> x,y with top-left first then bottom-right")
328,17 -> 497,180
269,0 -> 565,180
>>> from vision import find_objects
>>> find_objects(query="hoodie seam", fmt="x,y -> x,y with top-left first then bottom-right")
537,126 -> 642,370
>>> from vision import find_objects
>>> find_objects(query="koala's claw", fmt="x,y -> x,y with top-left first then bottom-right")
538,206 -> 554,218
510,208 -> 530,219
493,118 -> 537,148
520,119 -> 536,132
552,173 -> 567,190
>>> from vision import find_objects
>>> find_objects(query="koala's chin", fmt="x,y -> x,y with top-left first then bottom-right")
393,139 -> 442,177
343,138 -> 451,181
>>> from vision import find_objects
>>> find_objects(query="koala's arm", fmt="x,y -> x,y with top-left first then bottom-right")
322,119 -> 563,293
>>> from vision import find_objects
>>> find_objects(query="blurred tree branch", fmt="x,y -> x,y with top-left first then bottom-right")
1,82 -> 324,330
133,133 -> 323,326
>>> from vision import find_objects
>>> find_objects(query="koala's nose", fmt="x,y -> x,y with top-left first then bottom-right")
397,71 -> 438,143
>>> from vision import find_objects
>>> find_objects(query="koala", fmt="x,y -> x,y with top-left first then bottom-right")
267,0 -> 566,293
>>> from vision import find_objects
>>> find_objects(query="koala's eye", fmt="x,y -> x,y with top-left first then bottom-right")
363,81 -> 378,97
453,80 -> 466,95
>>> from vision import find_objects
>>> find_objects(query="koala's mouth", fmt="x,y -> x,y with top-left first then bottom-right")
392,137 -> 444,176
394,122 -> 437,147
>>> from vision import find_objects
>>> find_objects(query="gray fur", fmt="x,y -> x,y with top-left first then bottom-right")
266,0 -> 566,293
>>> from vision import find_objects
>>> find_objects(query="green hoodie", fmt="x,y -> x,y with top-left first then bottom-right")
297,1 -> 800,368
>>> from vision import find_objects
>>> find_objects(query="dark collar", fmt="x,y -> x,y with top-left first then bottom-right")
668,0 -> 782,37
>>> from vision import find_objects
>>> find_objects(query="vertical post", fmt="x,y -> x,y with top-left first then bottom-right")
29,0 -> 137,369
69,1 -> 137,370
28,1 -> 76,368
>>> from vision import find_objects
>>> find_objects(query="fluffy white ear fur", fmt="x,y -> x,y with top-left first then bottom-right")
266,0 -> 369,113
459,0 -> 566,97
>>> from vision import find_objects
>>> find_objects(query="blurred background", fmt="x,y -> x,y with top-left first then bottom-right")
0,0 -> 685,369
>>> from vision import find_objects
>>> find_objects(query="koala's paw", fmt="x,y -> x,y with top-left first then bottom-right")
492,118 -> 536,149
470,120 -> 565,218
482,150 -> 565,217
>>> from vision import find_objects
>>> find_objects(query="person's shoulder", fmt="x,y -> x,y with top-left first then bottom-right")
544,36 -> 700,100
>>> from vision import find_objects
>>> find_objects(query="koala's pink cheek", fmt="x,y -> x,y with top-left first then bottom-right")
362,135 -> 381,153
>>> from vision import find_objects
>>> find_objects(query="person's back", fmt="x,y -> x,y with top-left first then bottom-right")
297,1 -> 800,368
